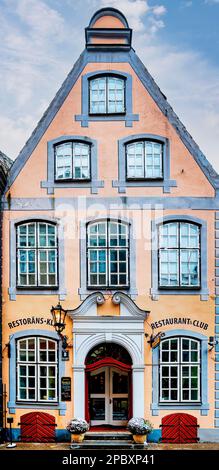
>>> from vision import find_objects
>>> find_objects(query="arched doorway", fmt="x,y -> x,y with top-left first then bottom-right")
85,343 -> 132,426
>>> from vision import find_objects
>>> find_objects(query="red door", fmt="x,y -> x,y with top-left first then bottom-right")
20,412 -> 56,442
161,413 -> 198,443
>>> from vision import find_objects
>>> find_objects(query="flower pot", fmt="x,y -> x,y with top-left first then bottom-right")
71,433 -> 85,443
133,434 -> 147,444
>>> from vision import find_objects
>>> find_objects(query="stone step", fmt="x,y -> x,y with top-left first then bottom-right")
71,440 -> 145,450
85,432 -> 132,441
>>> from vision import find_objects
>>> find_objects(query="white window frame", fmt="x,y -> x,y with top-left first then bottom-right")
55,141 -> 91,181
17,222 -> 58,288
158,222 -> 201,289
87,220 -> 129,289
17,337 -> 58,403
126,140 -> 163,180
159,337 -> 201,404
89,76 -> 125,115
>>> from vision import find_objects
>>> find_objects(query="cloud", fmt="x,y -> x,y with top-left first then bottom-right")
153,5 -> 167,15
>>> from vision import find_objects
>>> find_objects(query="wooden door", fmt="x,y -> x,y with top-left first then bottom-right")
20,412 -> 56,442
161,413 -> 198,443
89,367 -> 129,426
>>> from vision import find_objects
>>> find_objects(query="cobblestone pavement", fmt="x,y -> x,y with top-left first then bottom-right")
0,443 -> 219,451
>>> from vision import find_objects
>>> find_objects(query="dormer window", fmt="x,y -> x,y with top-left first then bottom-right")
89,76 -> 125,115
126,140 -> 163,180
55,141 -> 90,181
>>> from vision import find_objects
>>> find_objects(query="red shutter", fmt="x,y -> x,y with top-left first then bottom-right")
20,412 -> 56,442
161,413 -> 198,443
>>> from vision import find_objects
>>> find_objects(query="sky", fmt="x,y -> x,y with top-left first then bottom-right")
0,0 -> 219,172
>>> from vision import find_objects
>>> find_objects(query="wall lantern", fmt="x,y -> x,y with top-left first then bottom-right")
208,336 -> 219,351
50,303 -> 71,354
51,302 -> 67,335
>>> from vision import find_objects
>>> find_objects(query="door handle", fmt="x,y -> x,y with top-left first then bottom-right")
109,398 -> 112,405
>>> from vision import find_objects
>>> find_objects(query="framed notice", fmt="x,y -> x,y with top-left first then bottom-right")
61,377 -> 71,401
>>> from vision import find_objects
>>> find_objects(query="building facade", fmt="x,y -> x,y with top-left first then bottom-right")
2,7 -> 219,443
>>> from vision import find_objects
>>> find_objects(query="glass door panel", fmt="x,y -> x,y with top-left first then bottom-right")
89,368 -> 108,425
112,371 -> 128,394
90,398 -> 105,421
90,371 -> 105,394
110,369 -> 129,425
112,398 -> 128,421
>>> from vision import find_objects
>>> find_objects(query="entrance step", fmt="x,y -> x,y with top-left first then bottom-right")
86,431 -> 132,441
71,440 -> 145,450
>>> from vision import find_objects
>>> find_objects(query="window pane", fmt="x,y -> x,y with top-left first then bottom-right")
145,141 -> 162,178
127,142 -> 144,179
55,143 -> 72,179
90,77 -> 106,113
73,143 -> 90,180
107,77 -> 125,113
159,249 -> 179,287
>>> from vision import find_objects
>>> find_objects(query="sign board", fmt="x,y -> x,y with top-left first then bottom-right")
61,377 -> 71,401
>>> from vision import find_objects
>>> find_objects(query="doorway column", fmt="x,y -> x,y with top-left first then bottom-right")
73,366 -> 85,418
132,366 -> 145,416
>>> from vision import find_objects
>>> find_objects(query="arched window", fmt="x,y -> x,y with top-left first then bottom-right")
158,221 -> 200,288
87,220 -> 129,288
159,337 -> 201,403
85,343 -> 132,366
17,221 -> 58,287
89,76 -> 125,114
126,140 -> 163,179
55,141 -> 90,181
17,337 -> 58,402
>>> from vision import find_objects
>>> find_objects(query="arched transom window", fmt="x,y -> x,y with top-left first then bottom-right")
17,221 -> 58,287
160,337 -> 200,403
87,220 -> 129,288
17,337 -> 58,402
126,140 -> 163,179
158,222 -> 200,288
89,76 -> 125,114
55,141 -> 90,180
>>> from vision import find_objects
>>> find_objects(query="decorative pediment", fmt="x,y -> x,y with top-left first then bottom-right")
67,291 -> 150,319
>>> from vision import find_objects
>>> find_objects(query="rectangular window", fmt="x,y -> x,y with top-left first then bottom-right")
17,222 -> 58,288
87,221 -> 129,288
55,142 -> 90,181
159,222 -> 200,288
159,337 -> 200,403
89,76 -> 125,114
127,141 -> 163,180
17,337 -> 58,403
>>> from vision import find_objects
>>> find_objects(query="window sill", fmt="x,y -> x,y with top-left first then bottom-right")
16,286 -> 59,290
41,179 -> 104,195
8,286 -> 67,301
54,178 -> 91,184
150,287 -> 209,301
8,401 -> 67,416
151,402 -> 209,416
75,113 -> 139,128
112,178 -> 177,193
